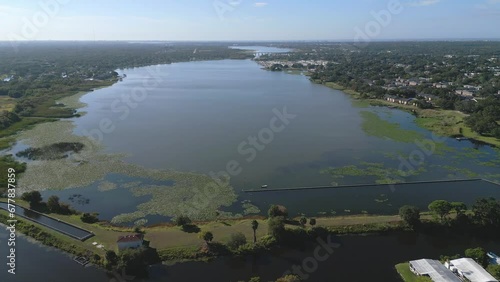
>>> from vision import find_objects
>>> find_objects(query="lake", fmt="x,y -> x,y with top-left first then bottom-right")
6,48 -> 500,282
12,55 -> 500,224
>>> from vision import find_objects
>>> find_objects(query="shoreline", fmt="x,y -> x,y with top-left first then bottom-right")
1,60 -> 500,272
3,199 -> 499,269
0,203 -> 414,266
308,79 -> 500,148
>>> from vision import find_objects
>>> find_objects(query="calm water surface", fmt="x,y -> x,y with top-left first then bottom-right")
15,58 -> 497,221
5,47 -> 500,282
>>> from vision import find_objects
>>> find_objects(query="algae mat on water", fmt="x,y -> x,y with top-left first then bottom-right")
15,120 -> 238,223
360,111 -> 424,143
321,161 -> 427,185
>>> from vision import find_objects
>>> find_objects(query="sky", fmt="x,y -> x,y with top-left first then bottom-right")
0,0 -> 499,41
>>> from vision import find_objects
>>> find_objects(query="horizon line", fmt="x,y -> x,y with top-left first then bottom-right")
1,38 -> 500,43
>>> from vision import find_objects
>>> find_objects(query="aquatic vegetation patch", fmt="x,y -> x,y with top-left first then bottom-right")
134,218 -> 148,227
216,211 -> 243,219
109,175 -> 238,224
438,165 -> 480,179
15,119 -> 238,223
321,162 -> 426,184
121,181 -> 142,189
360,111 -> 424,143
16,142 -> 84,160
242,200 -> 261,215
111,211 -> 147,225
483,173 -> 500,181
97,181 -> 118,192
351,99 -> 370,108
68,194 -> 90,206
374,194 -> 389,203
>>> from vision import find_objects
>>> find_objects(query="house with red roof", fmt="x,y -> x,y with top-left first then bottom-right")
117,234 -> 144,251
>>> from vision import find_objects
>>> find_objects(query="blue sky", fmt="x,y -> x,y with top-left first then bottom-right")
0,0 -> 499,41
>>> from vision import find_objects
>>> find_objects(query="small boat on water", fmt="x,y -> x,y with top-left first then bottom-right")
487,252 -> 500,265
261,184 -> 268,189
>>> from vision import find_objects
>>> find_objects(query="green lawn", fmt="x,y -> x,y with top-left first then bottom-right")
395,263 -> 433,282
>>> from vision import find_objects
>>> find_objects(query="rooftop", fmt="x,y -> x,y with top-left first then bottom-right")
449,258 -> 498,282
117,234 -> 143,243
410,259 -> 461,282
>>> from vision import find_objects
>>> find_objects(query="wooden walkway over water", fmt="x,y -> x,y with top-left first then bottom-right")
242,178 -> 500,193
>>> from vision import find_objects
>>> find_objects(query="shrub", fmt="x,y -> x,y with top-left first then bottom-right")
80,212 -> 99,223
268,205 -> 288,218
268,216 -> 286,240
199,231 -> 214,243
174,215 -> 192,227
399,205 -> 420,227
309,218 -> 316,226
227,232 -> 247,250
465,247 -> 487,267
21,191 -> 42,207
47,195 -> 60,213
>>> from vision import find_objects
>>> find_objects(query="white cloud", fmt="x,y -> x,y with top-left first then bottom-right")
406,0 -> 441,7
254,2 -> 268,8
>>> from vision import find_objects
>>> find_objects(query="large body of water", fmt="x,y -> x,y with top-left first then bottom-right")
5,47 -> 500,281
30,58 -> 496,221
5,55 -> 497,223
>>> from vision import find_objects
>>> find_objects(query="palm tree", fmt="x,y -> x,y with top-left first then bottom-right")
251,220 -> 259,243
299,217 -> 307,227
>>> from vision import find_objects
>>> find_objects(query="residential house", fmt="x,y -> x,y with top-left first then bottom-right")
455,89 -> 476,98
408,78 -> 420,86
117,234 -> 144,251
409,259 -> 461,282
417,93 -> 438,102
445,258 -> 498,282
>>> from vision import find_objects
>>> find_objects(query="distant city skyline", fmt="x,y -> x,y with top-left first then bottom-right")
0,0 -> 499,41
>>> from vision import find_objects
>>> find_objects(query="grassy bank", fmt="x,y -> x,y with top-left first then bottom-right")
395,263 -> 432,282
1,200 -> 418,262
1,198 -> 485,268
0,210 -> 101,262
